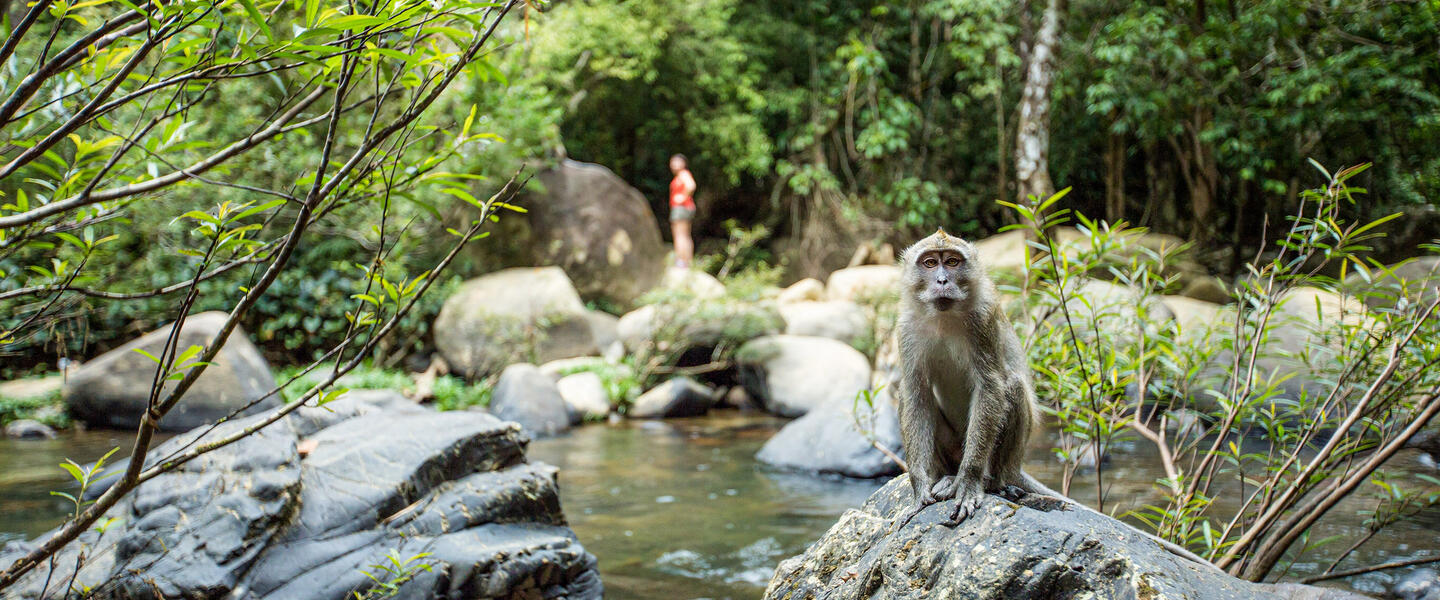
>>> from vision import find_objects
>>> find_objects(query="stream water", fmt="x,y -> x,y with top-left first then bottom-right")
2,412 -> 1437,598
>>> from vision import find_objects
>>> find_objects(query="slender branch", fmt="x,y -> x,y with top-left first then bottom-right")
0,86 -> 328,230
0,0 -> 53,69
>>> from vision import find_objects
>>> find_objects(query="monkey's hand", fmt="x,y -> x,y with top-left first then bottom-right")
942,481 -> 984,526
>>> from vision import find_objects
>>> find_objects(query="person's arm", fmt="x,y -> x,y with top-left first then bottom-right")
680,170 -> 697,196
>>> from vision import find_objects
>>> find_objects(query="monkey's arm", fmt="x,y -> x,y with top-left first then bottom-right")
898,358 -> 944,504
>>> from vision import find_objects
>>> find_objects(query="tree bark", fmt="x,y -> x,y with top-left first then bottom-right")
1014,0 -> 1066,206
994,51 -> 1008,205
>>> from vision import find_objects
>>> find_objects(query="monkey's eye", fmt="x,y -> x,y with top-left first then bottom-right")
944,257 -> 961,268
922,257 -> 939,268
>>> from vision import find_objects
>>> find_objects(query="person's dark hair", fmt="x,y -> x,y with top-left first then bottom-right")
670,153 -> 687,166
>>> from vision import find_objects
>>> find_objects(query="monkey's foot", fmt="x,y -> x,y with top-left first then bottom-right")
941,488 -> 983,526
996,484 -> 1027,502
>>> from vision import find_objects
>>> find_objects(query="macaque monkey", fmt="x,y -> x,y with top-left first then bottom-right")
893,228 -> 1218,570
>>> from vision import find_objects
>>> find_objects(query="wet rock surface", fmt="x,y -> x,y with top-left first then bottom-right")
756,389 -> 902,478
2,399 -> 600,600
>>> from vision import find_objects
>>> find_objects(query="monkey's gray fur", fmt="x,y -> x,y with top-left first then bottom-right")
892,228 -> 1221,571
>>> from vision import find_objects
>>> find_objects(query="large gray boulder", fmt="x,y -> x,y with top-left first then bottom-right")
245,410 -> 598,599
62,311 -> 279,432
780,300 -> 871,347
434,267 -> 598,378
2,411 -> 303,598
288,388 -> 424,437
736,335 -> 872,417
490,363 -> 572,436
1345,255 -> 1440,311
1188,286 -> 1372,415
765,475 -> 1365,600
616,301 -> 784,355
826,265 -> 901,303
528,159 -> 667,307
557,371 -> 611,421
756,389 -> 901,478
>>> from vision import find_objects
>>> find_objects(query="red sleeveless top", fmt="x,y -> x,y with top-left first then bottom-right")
670,170 -> 695,209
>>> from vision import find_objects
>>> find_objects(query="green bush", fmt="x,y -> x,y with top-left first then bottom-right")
276,363 -> 490,412
0,382 -> 69,429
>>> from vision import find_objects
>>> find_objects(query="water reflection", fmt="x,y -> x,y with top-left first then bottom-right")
526,412 -> 885,600
0,430 -> 146,541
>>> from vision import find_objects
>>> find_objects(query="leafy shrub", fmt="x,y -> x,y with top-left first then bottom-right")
1009,164 -> 1440,582
0,383 -> 68,429
276,363 -> 490,411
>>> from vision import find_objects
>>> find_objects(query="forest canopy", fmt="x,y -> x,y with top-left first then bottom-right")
476,0 -> 1439,265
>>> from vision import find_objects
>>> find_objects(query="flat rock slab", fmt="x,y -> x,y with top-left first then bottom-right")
2,411 -> 302,599
765,475 -> 1365,600
3,403 -> 602,600
278,411 -> 529,540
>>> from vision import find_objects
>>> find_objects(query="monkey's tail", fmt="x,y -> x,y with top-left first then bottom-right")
1019,473 -> 1226,574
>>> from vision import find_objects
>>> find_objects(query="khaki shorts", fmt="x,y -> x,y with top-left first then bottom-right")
670,205 -> 695,222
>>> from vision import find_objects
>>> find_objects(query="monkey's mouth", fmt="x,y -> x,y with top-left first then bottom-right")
932,297 -> 957,312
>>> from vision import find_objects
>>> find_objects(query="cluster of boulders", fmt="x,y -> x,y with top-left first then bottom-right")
0,390 -> 602,599
428,260 -> 899,479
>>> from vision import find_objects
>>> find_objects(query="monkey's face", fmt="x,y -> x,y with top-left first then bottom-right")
911,248 -> 969,311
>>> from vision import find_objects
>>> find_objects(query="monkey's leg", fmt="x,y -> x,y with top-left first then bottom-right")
991,390 -> 1034,503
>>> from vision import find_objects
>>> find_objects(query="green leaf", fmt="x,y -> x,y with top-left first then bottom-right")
132,348 -> 163,363
237,0 -> 273,40
59,461 -> 85,482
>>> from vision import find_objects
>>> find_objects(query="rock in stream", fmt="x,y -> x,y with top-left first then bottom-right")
1,399 -> 601,599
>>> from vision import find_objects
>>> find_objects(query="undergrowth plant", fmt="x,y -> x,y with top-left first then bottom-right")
1009,162 -> 1440,582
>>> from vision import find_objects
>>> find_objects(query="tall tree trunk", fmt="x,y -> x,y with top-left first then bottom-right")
1014,0 -> 1066,206
995,51 -> 1008,205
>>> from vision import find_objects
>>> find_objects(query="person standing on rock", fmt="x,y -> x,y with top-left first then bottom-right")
668,154 -> 697,269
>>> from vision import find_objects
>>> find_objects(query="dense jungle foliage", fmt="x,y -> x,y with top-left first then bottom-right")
483,0 -> 1439,263
3,0 -> 1438,373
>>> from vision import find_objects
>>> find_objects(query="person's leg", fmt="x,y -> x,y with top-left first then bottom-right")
672,219 -> 694,268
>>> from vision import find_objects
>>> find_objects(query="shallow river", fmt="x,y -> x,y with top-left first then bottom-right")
3,412 -> 1437,598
